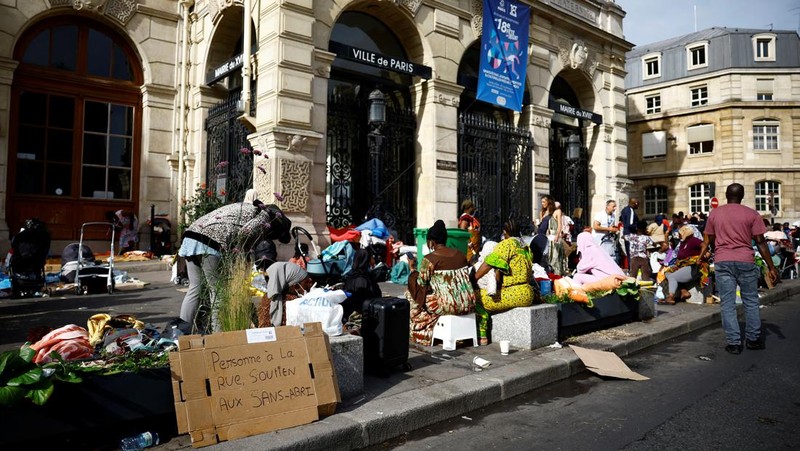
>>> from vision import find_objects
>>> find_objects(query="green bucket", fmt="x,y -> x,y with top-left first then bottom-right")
413,227 -> 471,259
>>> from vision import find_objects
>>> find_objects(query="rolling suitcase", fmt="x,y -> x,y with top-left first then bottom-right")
361,297 -> 411,376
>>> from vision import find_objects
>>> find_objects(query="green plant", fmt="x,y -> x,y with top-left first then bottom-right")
178,183 -> 225,236
216,252 -> 257,332
0,346 -> 82,407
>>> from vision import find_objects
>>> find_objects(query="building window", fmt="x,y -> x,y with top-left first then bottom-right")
9,17 -> 142,240
755,181 -> 781,214
81,100 -> 134,199
643,53 -> 661,79
642,131 -> 667,160
644,186 -> 668,216
756,78 -> 773,100
753,120 -> 779,151
690,86 -> 708,107
645,94 -> 661,114
687,124 -> 714,155
686,42 -> 708,70
753,34 -> 776,62
689,183 -> 712,214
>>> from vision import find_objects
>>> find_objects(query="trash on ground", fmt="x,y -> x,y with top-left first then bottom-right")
472,356 -> 491,368
570,345 -> 649,381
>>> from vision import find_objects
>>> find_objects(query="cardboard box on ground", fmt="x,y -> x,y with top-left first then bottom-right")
168,322 -> 341,448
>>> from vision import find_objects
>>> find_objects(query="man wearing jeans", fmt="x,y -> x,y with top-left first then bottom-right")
699,183 -> 778,355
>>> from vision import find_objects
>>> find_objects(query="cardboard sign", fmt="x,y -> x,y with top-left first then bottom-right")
169,323 -> 340,448
570,345 -> 649,381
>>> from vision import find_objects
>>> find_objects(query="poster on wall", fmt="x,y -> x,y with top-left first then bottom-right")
477,0 -> 530,112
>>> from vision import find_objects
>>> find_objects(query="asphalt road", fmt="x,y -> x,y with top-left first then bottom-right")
0,270 -> 182,352
369,295 -> 800,451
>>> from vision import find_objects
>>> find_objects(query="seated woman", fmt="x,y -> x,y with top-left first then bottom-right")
342,248 -> 382,320
474,219 -> 535,345
406,220 -> 476,346
258,261 -> 315,327
659,226 -> 709,305
573,231 -> 625,285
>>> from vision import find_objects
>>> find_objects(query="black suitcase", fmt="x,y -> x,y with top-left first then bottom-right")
361,297 -> 411,376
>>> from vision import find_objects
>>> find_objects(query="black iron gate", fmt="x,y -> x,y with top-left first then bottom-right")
457,113 -> 534,241
205,90 -> 255,203
326,89 -> 417,242
549,127 -> 589,232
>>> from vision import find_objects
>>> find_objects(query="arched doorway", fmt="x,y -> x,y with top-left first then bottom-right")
204,7 -> 257,203
8,16 -> 143,241
456,41 -> 533,240
326,11 -> 417,242
549,75 -> 590,232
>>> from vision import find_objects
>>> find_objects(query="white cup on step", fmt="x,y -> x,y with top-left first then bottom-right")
499,340 -> 510,355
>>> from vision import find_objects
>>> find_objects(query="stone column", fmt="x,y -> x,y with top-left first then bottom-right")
527,104 -> 554,197
0,58 -> 18,253
249,0 -> 323,238
410,78 -> 464,229
140,84 -> 178,223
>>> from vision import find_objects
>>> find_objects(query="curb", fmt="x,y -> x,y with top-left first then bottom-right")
214,280 -> 797,451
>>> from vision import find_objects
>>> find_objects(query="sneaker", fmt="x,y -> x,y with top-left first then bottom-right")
725,344 -> 743,355
745,339 -> 765,350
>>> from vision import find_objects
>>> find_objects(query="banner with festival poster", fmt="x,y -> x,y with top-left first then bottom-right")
476,0 -> 530,112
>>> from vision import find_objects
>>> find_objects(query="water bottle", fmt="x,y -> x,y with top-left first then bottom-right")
119,431 -> 159,451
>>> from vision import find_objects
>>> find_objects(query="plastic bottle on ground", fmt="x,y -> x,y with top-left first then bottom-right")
119,431 -> 159,451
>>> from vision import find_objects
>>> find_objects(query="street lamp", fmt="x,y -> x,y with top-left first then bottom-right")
566,131 -> 582,233
367,88 -> 386,221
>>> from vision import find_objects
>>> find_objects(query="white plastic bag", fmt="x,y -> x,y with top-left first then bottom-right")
285,299 -> 343,336
300,288 -> 348,305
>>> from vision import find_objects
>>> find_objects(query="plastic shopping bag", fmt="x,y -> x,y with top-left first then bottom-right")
285,299 -> 344,336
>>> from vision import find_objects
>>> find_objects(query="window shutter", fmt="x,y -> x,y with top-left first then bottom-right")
687,124 -> 713,143
642,131 -> 666,158
756,79 -> 772,93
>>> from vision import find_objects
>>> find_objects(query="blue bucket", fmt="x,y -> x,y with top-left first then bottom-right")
539,280 -> 552,296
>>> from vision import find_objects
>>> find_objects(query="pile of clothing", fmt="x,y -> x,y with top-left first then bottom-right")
28,314 -> 177,365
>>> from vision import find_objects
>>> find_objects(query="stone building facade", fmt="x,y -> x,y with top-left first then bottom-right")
0,0 -> 631,254
626,27 -> 800,222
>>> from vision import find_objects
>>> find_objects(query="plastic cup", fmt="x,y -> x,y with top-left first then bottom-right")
499,340 -> 510,355
472,356 -> 491,368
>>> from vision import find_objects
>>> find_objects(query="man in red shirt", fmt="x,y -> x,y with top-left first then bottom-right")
700,183 -> 778,355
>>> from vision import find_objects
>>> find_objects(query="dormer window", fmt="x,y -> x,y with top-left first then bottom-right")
643,52 -> 661,80
752,33 -> 776,62
686,41 -> 709,70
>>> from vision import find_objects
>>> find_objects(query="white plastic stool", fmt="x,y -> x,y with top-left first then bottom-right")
432,313 -> 478,350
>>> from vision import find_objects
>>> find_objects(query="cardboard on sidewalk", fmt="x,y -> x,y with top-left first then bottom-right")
168,322 -> 341,448
570,345 -> 649,381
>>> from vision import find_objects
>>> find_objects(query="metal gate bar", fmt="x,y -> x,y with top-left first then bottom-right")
205,89 -> 256,204
457,113 -> 534,241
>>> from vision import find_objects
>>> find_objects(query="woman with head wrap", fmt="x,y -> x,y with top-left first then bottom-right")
406,220 -> 476,346
258,261 -> 314,327
473,219 -> 535,344
658,225 -> 709,305
573,231 -> 625,285
342,248 -> 383,320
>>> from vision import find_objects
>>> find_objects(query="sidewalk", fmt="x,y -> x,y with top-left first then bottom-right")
156,279 -> 800,451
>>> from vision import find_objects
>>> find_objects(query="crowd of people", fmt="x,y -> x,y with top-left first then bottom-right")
173,183 -> 781,353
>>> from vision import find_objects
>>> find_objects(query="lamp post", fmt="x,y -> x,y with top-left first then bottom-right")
566,131 -> 582,233
367,88 -> 386,221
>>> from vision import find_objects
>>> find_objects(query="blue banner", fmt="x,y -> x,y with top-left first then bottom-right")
477,0 -> 530,112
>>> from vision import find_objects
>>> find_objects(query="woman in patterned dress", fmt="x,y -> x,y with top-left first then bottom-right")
474,219 -> 536,344
406,220 -> 477,346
